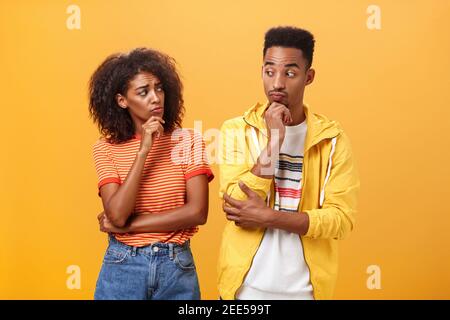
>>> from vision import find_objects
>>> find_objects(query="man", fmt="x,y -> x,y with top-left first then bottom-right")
218,26 -> 360,300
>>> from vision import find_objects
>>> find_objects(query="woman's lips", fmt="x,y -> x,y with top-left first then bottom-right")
151,106 -> 163,113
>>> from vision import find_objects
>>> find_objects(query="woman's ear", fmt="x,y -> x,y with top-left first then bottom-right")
116,93 -> 128,109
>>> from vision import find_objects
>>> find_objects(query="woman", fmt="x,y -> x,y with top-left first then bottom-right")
88,48 -> 213,300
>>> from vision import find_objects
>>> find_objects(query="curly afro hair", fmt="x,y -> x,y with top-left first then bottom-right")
263,26 -> 315,69
88,48 -> 184,144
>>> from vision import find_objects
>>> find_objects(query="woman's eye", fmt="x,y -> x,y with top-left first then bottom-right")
139,90 -> 147,96
156,87 -> 163,92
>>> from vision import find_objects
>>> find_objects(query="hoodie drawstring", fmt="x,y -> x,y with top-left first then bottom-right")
319,137 -> 337,207
250,128 -> 271,206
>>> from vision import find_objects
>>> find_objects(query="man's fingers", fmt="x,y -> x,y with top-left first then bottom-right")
272,103 -> 288,112
238,181 -> 256,198
223,203 -> 240,215
223,193 -> 243,208
227,216 -> 242,227
281,107 -> 291,117
226,214 -> 240,222
269,102 -> 286,110
270,104 -> 291,122
283,110 -> 293,125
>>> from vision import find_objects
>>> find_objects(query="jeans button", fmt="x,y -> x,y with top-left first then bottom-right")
153,247 -> 159,252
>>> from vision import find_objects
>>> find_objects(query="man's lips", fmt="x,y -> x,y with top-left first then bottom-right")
269,92 -> 287,101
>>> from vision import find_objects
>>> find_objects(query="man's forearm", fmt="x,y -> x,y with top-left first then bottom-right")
251,136 -> 282,179
266,208 -> 310,235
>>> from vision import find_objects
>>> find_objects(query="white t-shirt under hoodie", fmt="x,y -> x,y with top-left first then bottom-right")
236,120 -> 314,300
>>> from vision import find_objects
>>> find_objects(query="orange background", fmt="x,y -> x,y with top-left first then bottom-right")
1,0 -> 449,299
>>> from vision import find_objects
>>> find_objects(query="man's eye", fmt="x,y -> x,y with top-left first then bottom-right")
265,70 -> 274,76
287,71 -> 295,77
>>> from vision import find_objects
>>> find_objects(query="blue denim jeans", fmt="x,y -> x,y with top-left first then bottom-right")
94,235 -> 200,300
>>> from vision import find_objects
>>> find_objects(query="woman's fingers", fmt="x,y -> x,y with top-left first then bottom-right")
144,116 -> 165,126
145,122 -> 164,138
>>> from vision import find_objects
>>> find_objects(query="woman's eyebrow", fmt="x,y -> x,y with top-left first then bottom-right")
135,84 -> 149,91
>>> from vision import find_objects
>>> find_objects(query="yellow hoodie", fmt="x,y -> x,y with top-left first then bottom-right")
217,102 -> 360,300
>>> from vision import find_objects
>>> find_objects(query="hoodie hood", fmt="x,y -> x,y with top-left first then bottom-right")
243,101 -> 342,152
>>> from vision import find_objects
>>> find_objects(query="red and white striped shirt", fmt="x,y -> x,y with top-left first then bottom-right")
93,128 -> 214,247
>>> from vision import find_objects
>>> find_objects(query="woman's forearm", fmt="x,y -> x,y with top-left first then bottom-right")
104,150 -> 149,227
124,202 -> 207,233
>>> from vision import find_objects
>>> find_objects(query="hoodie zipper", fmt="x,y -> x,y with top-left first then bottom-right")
298,149 -> 317,299
233,228 -> 268,299
301,135 -> 339,300
237,118 -> 317,299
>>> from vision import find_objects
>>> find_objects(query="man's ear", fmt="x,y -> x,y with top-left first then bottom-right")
116,93 -> 128,109
305,68 -> 315,86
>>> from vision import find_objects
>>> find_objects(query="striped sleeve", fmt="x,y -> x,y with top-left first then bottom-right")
184,130 -> 214,182
93,140 -> 121,191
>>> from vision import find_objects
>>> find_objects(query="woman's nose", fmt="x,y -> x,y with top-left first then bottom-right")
149,90 -> 161,103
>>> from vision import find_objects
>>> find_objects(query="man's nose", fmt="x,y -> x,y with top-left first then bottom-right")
273,74 -> 286,90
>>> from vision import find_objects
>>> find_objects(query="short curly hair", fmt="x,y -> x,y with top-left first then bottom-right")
88,48 -> 185,144
263,26 -> 315,69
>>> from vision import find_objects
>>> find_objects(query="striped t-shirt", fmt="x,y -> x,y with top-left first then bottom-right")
92,128 -> 214,247
237,120 -> 313,300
